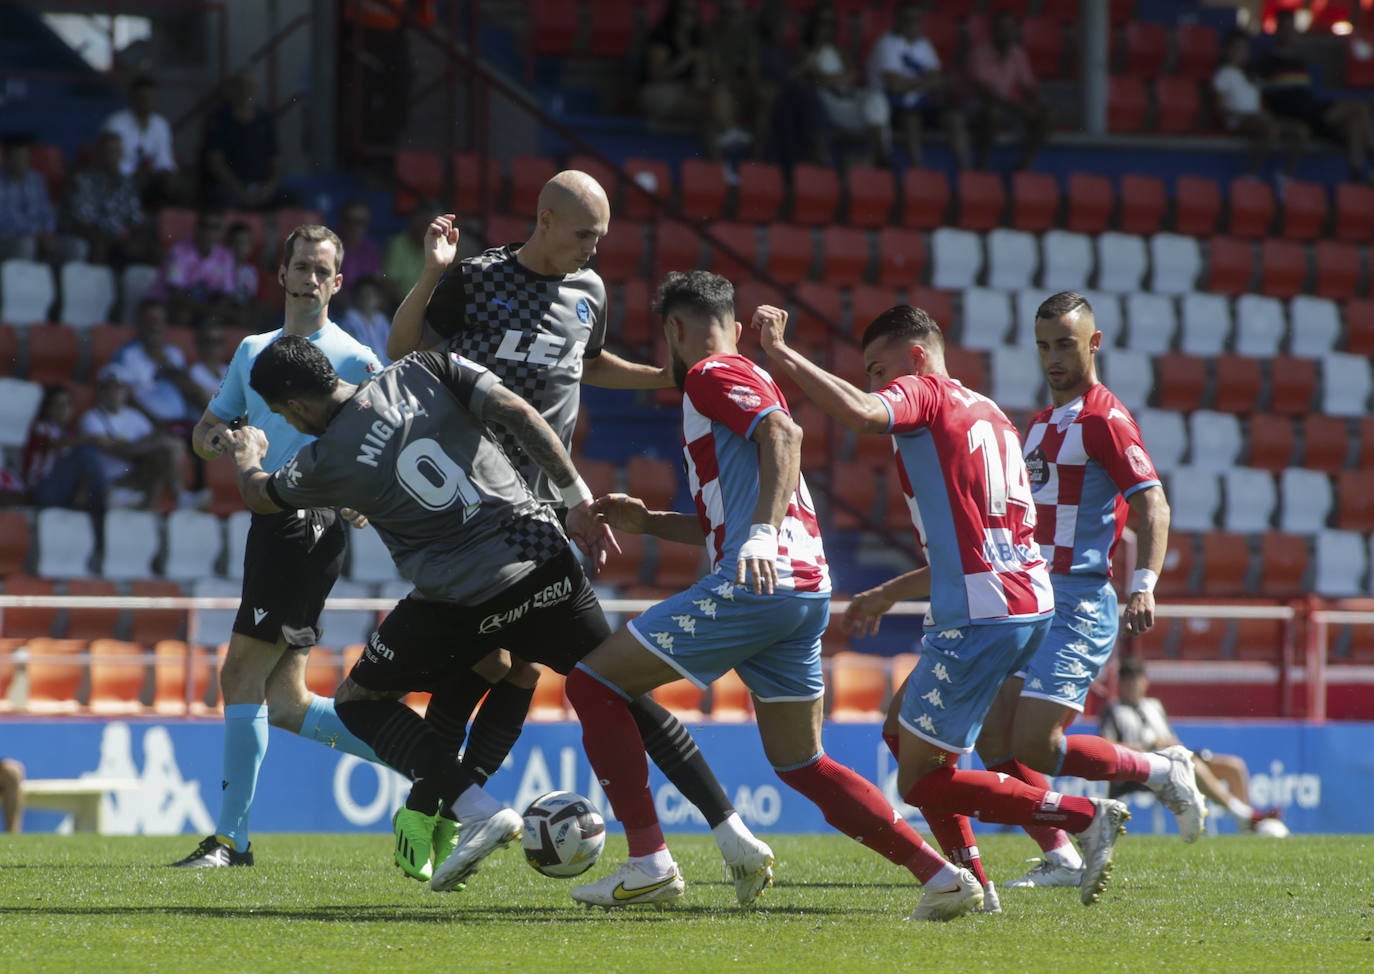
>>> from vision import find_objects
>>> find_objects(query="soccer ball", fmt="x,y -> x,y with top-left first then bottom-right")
1253,816 -> 1290,838
521,791 -> 606,878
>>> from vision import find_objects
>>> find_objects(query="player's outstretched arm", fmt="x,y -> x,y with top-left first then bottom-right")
1123,484 -> 1170,636
220,425 -> 284,515
592,492 -> 703,545
842,567 -> 931,638
751,305 -> 888,434
581,349 -> 673,390
387,213 -> 458,361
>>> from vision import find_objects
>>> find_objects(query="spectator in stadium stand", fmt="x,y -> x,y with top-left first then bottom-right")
866,1 -> 970,169
0,758 -> 24,832
0,132 -> 59,261
1101,656 -> 1284,833
102,73 -> 179,208
966,12 -> 1053,171
21,384 -> 109,552
1213,29 -> 1308,178
78,364 -> 185,510
638,0 -> 753,161
112,298 -> 197,432
381,206 -> 432,305
1253,8 -> 1373,181
154,207 -> 238,327
794,3 -> 892,167
225,220 -> 260,307
64,131 -> 154,266
706,0 -> 778,158
339,274 -> 392,366
336,199 -> 383,307
187,319 -> 230,411
200,72 -> 284,210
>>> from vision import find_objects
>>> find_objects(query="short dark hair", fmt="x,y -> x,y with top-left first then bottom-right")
1035,291 -> 1093,321
1118,656 -> 1147,679
860,304 -> 944,352
653,270 -> 735,322
250,335 -> 339,404
282,224 -> 345,274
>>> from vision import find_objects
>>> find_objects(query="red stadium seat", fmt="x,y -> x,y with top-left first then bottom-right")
1204,237 -> 1254,295
530,0 -> 577,55
1022,17 -> 1066,79
1118,173 -> 1167,235
65,578 -> 121,642
129,579 -> 185,645
1258,531 -> 1310,597
1038,0 -> 1078,22
874,228 -> 927,288
902,168 -> 951,229
1121,21 -> 1168,77
1346,33 -> 1374,88
24,323 -> 80,384
23,638 -> 87,713
1154,352 -> 1208,412
1157,532 -> 1198,597
2,574 -> 57,639
393,150 -> 444,214
1009,171 -> 1059,232
596,532 -> 647,587
1314,241 -> 1362,299
614,279 -> 652,352
734,281 -> 787,320
955,170 -> 1005,231
483,214 -> 528,248
1346,299 -> 1374,355
792,281 -> 843,335
680,159 -> 729,221
1301,414 -> 1352,473
764,224 -> 814,282
735,161 -> 786,223
844,165 -> 896,228
850,285 -> 905,335
1153,78 -> 1201,134
652,540 -> 709,589
1173,174 -> 1222,236
0,511 -> 30,576
621,157 -> 674,221
593,218 -> 645,283
1259,238 -> 1307,299
1226,176 -> 1276,239
156,207 -> 197,250
654,222 -> 702,279
0,323 -> 17,376
87,322 -> 131,376
1108,76 -> 1149,132
510,155 -> 557,214
1211,354 -> 1263,414
1065,172 -> 1114,234
585,0 -> 635,57
1243,413 -> 1296,471
827,651 -> 890,719
943,345 -> 988,394
626,456 -> 679,511
1357,416 -> 1374,467
818,226 -> 868,287
1336,470 -> 1374,531
791,163 -> 841,226
1266,354 -> 1318,415
1333,182 -> 1374,241
87,638 -> 149,714
708,222 -> 759,281
1199,532 -> 1252,596
1280,180 -> 1328,240
910,286 -> 956,335
1175,23 -> 1221,81
566,154 -> 618,205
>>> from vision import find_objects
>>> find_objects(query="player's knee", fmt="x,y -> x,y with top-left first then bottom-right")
505,657 -> 541,689
1011,736 -> 1059,773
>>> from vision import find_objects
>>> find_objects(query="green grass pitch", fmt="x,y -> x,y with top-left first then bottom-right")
1,832 -> 1369,973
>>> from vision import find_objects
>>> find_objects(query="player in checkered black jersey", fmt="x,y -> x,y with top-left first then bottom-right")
759,301 -> 1133,910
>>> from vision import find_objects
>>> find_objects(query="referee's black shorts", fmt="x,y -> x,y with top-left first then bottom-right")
232,507 -> 347,649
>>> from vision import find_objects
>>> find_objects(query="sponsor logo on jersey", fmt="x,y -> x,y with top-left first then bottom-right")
1125,443 -> 1154,479
491,298 -> 514,312
479,600 -> 531,634
365,630 -> 395,661
1024,446 -> 1048,489
1108,407 -> 1128,422
575,297 -> 591,323
494,329 -> 586,367
726,385 -> 762,410
532,577 -> 572,609
282,456 -> 303,488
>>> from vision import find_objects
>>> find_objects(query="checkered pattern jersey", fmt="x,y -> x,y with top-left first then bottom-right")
874,373 -> 1053,629
1022,383 -> 1161,578
682,354 -> 830,594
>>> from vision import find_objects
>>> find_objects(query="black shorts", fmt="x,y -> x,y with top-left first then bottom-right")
350,547 -> 610,693
232,507 -> 347,648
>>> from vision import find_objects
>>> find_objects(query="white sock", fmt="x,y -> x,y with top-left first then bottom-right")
1225,796 -> 1253,821
629,848 -> 676,876
923,862 -> 962,891
1046,845 -> 1084,870
712,812 -> 754,857
1144,751 -> 1175,786
451,785 -> 503,826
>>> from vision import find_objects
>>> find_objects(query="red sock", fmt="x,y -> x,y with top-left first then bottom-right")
921,810 -> 987,885
987,758 -> 1073,854
777,754 -> 950,883
564,668 -> 665,857
905,766 -> 1096,833
1059,735 -> 1151,783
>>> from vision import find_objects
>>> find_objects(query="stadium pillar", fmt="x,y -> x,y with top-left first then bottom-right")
1080,0 -> 1109,136
310,0 -> 338,171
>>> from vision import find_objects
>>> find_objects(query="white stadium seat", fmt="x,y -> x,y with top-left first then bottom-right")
1098,348 -> 1152,413
1233,294 -> 1287,358
35,507 -> 96,578
1178,292 -> 1232,357
1040,230 -> 1094,292
959,287 -> 1013,350
101,510 -> 161,580
1095,232 -> 1148,294
0,258 -> 56,325
1123,292 -> 1178,355
347,523 -> 402,584
120,264 -> 159,324
1321,352 -> 1373,417
1167,466 -> 1222,532
930,227 -> 984,290
0,377 -> 43,449
1221,467 -> 1277,533
1148,232 -> 1202,294
1136,408 -> 1187,473
1286,296 -> 1341,358
223,511 -> 252,580
1314,529 -> 1367,596
1279,467 -> 1333,534
1011,289 -> 1047,346
985,228 -> 1039,291
1187,410 -> 1243,471
57,261 -> 117,329
163,510 -> 224,581
989,344 -> 1045,409
1080,291 -> 1124,348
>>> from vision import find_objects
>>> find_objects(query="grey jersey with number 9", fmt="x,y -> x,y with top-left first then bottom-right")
267,350 -> 568,605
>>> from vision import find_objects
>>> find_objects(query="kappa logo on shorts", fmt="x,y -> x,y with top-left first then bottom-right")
930,662 -> 952,683
921,688 -> 945,709
1063,658 -> 1091,678
1057,681 -> 1079,698
671,615 -> 697,636
711,580 -> 736,602
252,608 -> 268,624
692,597 -> 718,619
1076,600 -> 1099,617
650,632 -> 675,651
914,713 -> 937,734
1027,676 -> 1045,691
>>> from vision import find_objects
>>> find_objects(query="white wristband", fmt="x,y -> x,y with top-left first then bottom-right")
1130,569 -> 1158,595
738,522 -> 779,562
559,476 -> 593,510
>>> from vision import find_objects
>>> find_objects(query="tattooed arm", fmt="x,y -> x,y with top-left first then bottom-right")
479,383 -> 580,493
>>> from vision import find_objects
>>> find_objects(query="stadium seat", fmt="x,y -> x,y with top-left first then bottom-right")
585,0 -> 634,57
1099,348 -> 1152,412
621,158 -> 674,221
1211,353 -> 1263,414
679,159 -> 730,222
597,532 -> 647,587
827,651 -> 889,720
1174,23 -> 1220,81
845,165 -> 896,228
1168,467 -> 1222,532
128,579 -> 184,645
1081,291 -> 1123,346
35,507 -> 96,578
1147,232 -> 1202,295
483,214 -> 529,249
1322,352 -> 1373,417
304,650 -> 341,698
654,222 -> 702,280
1302,415 -> 1352,472
1258,531 -> 1310,597
1119,173 -> 1167,236
152,640 -> 215,715
1334,182 -> 1374,241
1157,531 -> 1197,596
1244,413 -> 1296,471
1009,171 -> 1059,232
0,321 -> 17,375
529,0 -> 577,55
567,156 -> 618,197
186,577 -> 239,649
1199,532 -> 1252,595
989,345 -> 1044,410
162,510 -> 222,582
1226,177 -> 1276,239
88,638 -> 149,714
87,322 -> 132,376
1108,76 -> 1148,132
24,322 -> 81,384
790,400 -> 834,465
818,226 -> 868,287
792,281 -> 844,334
850,286 -> 906,334
1137,408 -> 1187,473
1346,299 -> 1374,355
735,281 -> 787,320
1278,467 -> 1333,534
1095,232 -> 1148,294
627,456 -> 679,511
0,509 -> 30,576
735,161 -> 786,223
2,574 -> 58,639
100,510 -> 161,580
873,228 -> 926,288
617,279 -> 653,352
929,228 -> 983,290
1314,529 -> 1367,596
1061,173 -> 1112,235
593,218 -> 644,283
452,152 -> 504,215
708,668 -> 754,720
791,163 -> 841,226
1279,180 -> 1328,240
651,538 -> 709,589
902,168 -> 952,229
985,229 -> 1039,291
1123,292 -> 1178,355
1257,239 -> 1307,299
1173,175 -> 1222,237
222,510 -> 251,581
1359,417 -> 1374,468
944,345 -> 988,394
959,288 -> 1013,350
63,577 -> 121,641
1039,230 -> 1094,292
909,286 -> 955,332
1286,296 -> 1341,358
57,262 -> 116,329
1017,15 -> 1065,77
1313,241 -> 1362,300
651,678 -> 707,719
1204,237 -> 1255,295
510,155 -> 557,214
1010,290 -> 1047,347
1267,354 -> 1318,415
1234,294 -> 1287,357
1153,78 -> 1201,134
1189,410 -> 1243,470
707,222 -> 758,281
1154,352 -> 1207,412
0,376 -> 42,450
955,171 -> 1006,231
1121,21 -> 1168,77
393,149 -> 443,214
1337,470 -> 1374,532
118,264 -> 158,324
1,259 -> 56,326
1221,469 -> 1276,533
764,224 -> 814,283
22,638 -> 87,713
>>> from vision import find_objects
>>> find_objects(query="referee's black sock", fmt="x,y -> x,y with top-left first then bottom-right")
336,699 -> 475,811
460,681 -> 535,785
630,694 -> 736,828
425,675 -> 496,756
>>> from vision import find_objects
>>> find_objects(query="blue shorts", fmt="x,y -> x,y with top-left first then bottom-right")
1017,576 -> 1118,713
626,575 -> 828,702
898,616 -> 1051,754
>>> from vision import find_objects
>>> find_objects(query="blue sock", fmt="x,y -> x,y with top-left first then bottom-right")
216,703 -> 268,852
301,694 -> 381,764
